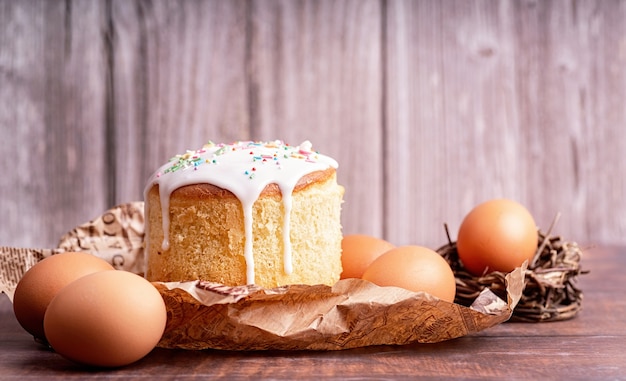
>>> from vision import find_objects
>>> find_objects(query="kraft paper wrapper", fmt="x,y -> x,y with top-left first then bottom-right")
0,202 -> 525,351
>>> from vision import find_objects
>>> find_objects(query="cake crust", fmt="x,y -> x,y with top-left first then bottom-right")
167,167 -> 336,200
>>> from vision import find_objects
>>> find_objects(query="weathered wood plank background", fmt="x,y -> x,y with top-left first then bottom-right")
1,0 -> 625,251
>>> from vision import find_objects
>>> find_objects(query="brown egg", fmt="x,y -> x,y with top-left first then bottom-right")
12,252 -> 114,340
340,234 -> 395,279
43,270 -> 167,368
362,246 -> 456,303
457,198 -> 539,276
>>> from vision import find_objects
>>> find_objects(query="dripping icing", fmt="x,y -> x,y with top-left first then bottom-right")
143,140 -> 338,285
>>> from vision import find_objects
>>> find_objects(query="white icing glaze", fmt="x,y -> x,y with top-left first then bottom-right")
144,140 -> 338,285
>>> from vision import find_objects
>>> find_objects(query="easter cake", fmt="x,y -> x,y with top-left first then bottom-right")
144,140 -> 344,288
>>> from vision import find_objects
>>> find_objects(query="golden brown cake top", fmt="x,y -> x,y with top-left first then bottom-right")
144,140 -> 338,203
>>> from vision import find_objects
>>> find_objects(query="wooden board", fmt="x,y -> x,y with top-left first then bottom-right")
0,245 -> 624,378
0,0 -> 625,250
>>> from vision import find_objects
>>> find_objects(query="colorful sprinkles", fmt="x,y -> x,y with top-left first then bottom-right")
159,140 -> 323,179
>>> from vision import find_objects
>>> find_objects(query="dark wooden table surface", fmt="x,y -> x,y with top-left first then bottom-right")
1,246 -> 624,380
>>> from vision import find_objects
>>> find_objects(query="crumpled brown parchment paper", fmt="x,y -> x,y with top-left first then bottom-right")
0,203 -> 525,351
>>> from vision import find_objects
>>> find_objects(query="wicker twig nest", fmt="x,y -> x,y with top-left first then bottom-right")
436,219 -> 588,322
